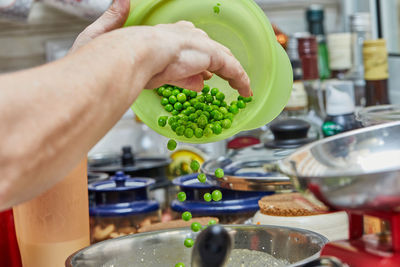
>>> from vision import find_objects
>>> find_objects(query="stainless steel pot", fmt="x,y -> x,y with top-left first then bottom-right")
66,225 -> 327,267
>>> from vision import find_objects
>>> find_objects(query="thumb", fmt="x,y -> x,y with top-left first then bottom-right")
71,0 -> 130,52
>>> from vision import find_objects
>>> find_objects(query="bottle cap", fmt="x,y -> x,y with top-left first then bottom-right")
298,37 -> 319,80
285,81 -> 308,109
350,13 -> 371,32
306,5 -> 324,22
327,33 -> 352,70
325,81 -> 355,115
363,39 -> 388,80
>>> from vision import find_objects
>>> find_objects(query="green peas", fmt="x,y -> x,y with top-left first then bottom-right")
215,168 -> 224,178
221,101 -> 228,107
176,126 -> 185,136
184,128 -> 194,138
182,109 -> 191,116
197,173 -> 206,183
177,93 -> 187,103
212,189 -> 222,201
178,114 -> 188,120
203,193 -> 212,202
161,97 -> 169,106
208,219 -> 217,225
197,115 -> 208,128
190,160 -> 200,172
224,113 -> 234,121
204,127 -> 213,137
228,104 -> 239,114
183,101 -> 191,109
174,102 -> 183,111
172,89 -> 180,96
191,222 -> 202,232
187,106 -> 196,114
182,211 -> 192,221
204,105 -> 213,112
172,110 -> 179,116
237,100 -> 246,109
169,95 -> 177,104
165,104 -> 173,112
190,98 -> 198,106
215,112 -> 224,120
197,95 -> 205,103
211,88 -> 219,96
212,124 -> 222,135
175,263 -> 185,267
171,122 -> 179,131
222,119 -> 232,129
184,238 -> 194,248
167,139 -> 177,151
158,116 -> 168,127
215,92 -> 225,101
205,94 -> 214,103
157,87 -> 165,96
189,113 -> 198,122
182,89 -> 191,96
195,110 -> 203,117
231,100 -> 238,106
194,128 -> 203,138
162,89 -> 172,98
202,85 -> 210,93
168,117 -> 177,125
177,191 -> 186,202
202,111 -> 210,119
243,96 -> 252,102
219,107 -> 228,114
189,90 -> 197,98
194,102 -> 203,110
212,100 -> 221,106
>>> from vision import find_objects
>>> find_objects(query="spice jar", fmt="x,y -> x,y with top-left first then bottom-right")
89,171 -> 161,243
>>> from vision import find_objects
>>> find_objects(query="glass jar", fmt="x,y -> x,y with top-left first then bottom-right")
89,172 -> 161,243
170,174 -> 271,224
356,105 -> 400,126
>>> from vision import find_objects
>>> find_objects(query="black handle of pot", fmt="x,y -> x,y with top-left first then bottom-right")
270,119 -> 310,141
300,256 -> 345,267
191,225 -> 232,267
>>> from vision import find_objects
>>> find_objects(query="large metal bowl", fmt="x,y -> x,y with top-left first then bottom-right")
66,225 -> 327,267
280,121 -> 400,212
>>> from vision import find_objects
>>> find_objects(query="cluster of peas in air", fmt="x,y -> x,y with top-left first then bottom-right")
166,139 -> 224,267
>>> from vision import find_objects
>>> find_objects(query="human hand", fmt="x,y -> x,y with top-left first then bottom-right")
70,0 -> 130,52
117,21 -> 252,97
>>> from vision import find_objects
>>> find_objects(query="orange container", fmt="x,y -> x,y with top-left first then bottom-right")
13,160 -> 90,267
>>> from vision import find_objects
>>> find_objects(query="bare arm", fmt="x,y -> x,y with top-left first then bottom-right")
0,21 -> 251,210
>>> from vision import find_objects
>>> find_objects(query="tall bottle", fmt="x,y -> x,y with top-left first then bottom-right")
13,160 -> 90,267
298,36 -> 325,126
327,33 -> 352,80
306,5 -> 331,80
281,35 -> 308,118
345,13 -> 372,106
363,39 -> 390,106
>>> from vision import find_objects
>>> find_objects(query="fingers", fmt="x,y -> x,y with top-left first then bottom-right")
171,75 -> 205,91
71,0 -> 130,52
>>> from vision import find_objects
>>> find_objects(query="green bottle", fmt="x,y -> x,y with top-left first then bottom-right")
306,5 -> 331,80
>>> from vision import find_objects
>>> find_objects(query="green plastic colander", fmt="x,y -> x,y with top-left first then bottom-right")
124,0 -> 293,144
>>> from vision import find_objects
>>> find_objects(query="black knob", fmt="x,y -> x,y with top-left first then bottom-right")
265,119 -> 314,149
121,146 -> 135,166
191,225 -> 232,267
270,119 -> 310,140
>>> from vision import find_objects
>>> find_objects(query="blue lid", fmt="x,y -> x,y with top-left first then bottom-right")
171,197 -> 262,215
171,174 -> 271,214
90,200 -> 159,217
88,171 -> 155,192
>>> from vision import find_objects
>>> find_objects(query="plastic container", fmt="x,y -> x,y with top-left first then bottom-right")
170,174 -> 271,224
13,160 -> 90,267
88,172 -> 161,243
123,0 -> 293,143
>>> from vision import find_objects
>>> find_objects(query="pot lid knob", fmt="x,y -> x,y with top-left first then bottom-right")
113,171 -> 128,187
122,146 -> 135,166
270,119 -> 310,141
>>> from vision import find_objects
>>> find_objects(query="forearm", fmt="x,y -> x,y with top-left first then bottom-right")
0,32 -> 148,210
